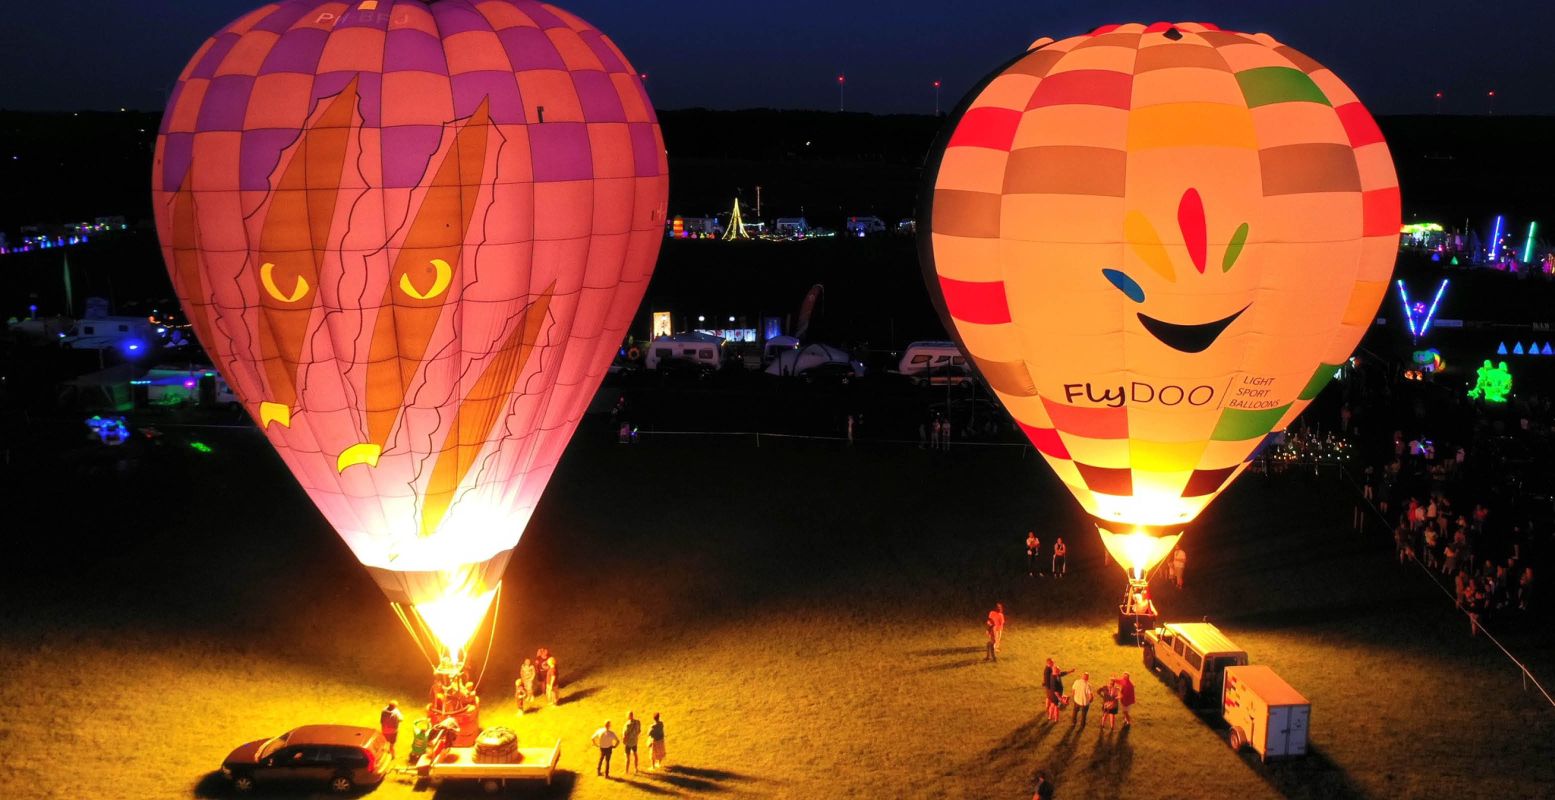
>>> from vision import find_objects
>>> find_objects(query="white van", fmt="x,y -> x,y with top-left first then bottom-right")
645,332 -> 724,371
1141,622 -> 1248,707
897,341 -> 968,385
1222,665 -> 1310,761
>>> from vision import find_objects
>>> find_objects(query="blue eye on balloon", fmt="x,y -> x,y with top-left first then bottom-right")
1102,268 -> 1145,303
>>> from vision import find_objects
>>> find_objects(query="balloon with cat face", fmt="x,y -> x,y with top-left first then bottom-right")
922,22 -> 1396,567
153,0 -> 668,658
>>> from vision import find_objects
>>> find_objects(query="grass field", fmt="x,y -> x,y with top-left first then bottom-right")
3,408 -> 1553,799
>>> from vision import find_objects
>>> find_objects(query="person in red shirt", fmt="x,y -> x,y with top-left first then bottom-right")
1118,672 -> 1136,727
987,603 -> 1006,657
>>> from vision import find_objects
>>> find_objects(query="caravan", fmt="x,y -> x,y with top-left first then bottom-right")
645,332 -> 725,371
897,341 -> 969,385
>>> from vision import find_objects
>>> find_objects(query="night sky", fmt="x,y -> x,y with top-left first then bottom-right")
3,0 -> 1552,115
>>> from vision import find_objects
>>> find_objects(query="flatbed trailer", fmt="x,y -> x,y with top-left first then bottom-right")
417,738 -> 562,792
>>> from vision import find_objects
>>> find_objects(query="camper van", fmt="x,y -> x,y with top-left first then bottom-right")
1141,622 -> 1249,708
60,316 -> 158,352
897,341 -> 969,385
645,332 -> 724,371
845,216 -> 886,237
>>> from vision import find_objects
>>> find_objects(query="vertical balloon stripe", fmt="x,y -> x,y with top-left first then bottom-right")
366,101 -> 493,450
420,286 -> 555,539
255,77 -> 358,412
1177,188 -> 1207,273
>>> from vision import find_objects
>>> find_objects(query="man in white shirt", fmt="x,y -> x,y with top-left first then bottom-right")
591,720 -> 621,778
1070,672 -> 1094,726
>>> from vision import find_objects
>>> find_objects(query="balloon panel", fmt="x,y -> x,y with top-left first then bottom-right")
925,22 -> 1396,527
153,0 -> 668,604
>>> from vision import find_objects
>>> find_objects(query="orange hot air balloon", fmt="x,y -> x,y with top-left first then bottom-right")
921,22 -> 1397,587
153,0 -> 668,663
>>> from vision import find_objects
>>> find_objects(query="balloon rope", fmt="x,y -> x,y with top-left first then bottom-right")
391,601 -> 438,668
473,582 -> 501,691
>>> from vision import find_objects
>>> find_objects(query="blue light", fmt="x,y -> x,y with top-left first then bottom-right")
1514,342 -> 1525,355
1489,215 -> 1504,261
1497,342 -> 1508,355
1419,279 -> 1449,337
1396,280 -> 1416,338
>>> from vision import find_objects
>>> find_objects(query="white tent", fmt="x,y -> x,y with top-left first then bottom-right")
764,343 -> 865,377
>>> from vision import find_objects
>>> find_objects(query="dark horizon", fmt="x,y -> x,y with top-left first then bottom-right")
3,1 -> 1552,116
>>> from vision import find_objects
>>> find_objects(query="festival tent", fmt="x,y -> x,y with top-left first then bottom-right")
765,343 -> 865,377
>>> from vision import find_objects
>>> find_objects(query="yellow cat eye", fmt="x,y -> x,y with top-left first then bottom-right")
399,258 -> 453,300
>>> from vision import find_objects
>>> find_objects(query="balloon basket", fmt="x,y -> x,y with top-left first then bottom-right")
1115,578 -> 1157,645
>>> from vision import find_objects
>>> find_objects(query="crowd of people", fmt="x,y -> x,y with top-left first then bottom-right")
1358,400 -> 1545,636
590,711 -> 667,778
1038,657 -> 1136,731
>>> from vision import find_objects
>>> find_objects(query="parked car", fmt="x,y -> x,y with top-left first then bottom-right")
1141,622 -> 1248,708
221,724 -> 391,794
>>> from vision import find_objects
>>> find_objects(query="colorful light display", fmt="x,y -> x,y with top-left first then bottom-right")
153,0 -> 668,664
921,22 -> 1397,586
1468,361 -> 1512,403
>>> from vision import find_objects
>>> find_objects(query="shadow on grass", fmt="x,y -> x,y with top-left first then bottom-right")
427,770 -> 578,798
191,769 -> 381,798
1240,744 -> 1367,800
907,646 -> 984,657
635,764 -> 766,793
555,686 -> 602,706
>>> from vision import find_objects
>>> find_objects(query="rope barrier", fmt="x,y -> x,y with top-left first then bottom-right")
1342,470 -> 1555,709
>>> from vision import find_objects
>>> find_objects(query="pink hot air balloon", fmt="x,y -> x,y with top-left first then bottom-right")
152,0 -> 668,662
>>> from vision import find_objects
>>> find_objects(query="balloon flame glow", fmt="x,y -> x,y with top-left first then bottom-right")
1098,528 -> 1182,580
412,585 -> 498,665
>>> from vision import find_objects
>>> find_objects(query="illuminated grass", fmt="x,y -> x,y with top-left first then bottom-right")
2,427 -> 1551,799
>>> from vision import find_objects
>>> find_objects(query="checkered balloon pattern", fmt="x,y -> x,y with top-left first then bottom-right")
923,22 -> 1396,529
152,0 -> 668,607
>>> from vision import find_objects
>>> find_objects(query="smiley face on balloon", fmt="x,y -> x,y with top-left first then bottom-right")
924,21 -> 1398,529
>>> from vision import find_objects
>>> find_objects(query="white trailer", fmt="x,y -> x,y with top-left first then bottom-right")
1222,665 -> 1310,761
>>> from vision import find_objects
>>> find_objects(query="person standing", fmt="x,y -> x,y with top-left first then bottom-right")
1118,672 -> 1136,727
648,712 -> 667,770
379,700 -> 403,759
1032,771 -> 1055,800
533,647 -> 550,697
987,603 -> 1006,657
1172,546 -> 1186,589
1069,672 -> 1093,726
1098,679 -> 1119,730
984,618 -> 998,663
591,720 -> 620,778
517,658 -> 536,714
1026,532 -> 1041,577
621,711 -> 642,774
544,653 -> 559,703
1046,662 -> 1071,722
1052,537 -> 1067,578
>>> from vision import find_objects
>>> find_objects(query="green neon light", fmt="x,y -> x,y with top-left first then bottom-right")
1400,222 -> 1444,235
1524,221 -> 1538,263
1468,360 -> 1512,404
189,441 -> 213,453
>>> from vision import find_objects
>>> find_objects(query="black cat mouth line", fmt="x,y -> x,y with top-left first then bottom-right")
1136,305 -> 1250,354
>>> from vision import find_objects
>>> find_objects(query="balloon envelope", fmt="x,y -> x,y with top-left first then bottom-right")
153,0 -> 668,650
922,22 -> 1396,533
